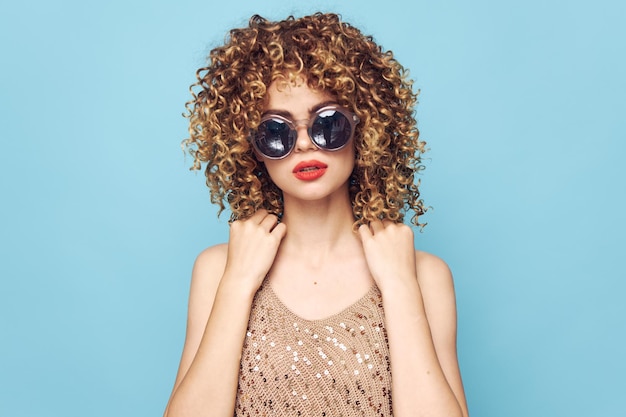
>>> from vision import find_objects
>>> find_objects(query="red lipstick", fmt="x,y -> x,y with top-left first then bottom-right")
292,160 -> 328,181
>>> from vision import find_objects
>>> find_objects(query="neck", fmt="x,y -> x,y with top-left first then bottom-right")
279,189 -> 359,261
269,187 -> 372,290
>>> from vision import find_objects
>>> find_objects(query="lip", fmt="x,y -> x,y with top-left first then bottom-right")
292,160 -> 328,181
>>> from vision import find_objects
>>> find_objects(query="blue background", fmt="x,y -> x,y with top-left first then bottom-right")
1,0 -> 624,416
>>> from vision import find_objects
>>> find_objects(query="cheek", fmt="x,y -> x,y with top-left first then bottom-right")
340,146 -> 356,171
260,160 -> 285,184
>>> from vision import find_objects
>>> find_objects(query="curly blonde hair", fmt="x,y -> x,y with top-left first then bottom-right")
183,12 -> 427,227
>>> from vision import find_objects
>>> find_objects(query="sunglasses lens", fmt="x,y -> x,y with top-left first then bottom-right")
254,119 -> 296,158
253,108 -> 356,158
310,109 -> 352,150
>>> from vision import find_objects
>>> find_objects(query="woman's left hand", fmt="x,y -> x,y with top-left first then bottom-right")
357,220 -> 417,290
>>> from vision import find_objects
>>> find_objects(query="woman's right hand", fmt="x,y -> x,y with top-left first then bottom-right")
163,210 -> 286,417
221,209 -> 287,293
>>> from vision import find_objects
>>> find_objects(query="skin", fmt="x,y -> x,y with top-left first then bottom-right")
164,79 -> 469,417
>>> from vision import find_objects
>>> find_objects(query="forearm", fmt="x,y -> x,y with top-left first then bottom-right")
166,279 -> 254,417
381,279 -> 464,417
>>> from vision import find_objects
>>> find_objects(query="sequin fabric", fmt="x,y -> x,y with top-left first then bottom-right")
235,283 -> 393,417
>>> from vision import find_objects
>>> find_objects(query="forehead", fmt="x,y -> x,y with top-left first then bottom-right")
265,77 -> 335,115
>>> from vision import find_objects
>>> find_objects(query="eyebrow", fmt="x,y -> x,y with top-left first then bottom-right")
262,100 -> 339,118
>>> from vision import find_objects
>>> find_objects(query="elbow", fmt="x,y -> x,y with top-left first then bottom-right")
163,394 -> 182,417
449,398 -> 469,417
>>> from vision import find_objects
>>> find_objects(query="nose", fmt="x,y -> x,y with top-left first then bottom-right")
293,122 -> 315,153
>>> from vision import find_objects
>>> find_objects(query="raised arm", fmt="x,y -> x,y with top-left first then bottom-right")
164,210 -> 286,417
358,221 -> 469,417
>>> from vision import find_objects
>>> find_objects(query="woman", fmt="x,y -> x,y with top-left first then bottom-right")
165,12 -> 469,417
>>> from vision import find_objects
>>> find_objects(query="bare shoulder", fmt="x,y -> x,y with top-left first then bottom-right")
194,243 -> 229,272
188,243 -> 229,302
414,250 -> 457,309
415,250 -> 454,286
170,243 -> 229,390
414,251 -> 467,416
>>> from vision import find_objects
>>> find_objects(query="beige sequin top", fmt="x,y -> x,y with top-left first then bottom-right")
235,282 -> 393,417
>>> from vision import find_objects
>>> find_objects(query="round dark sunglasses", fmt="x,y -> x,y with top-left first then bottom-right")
250,106 -> 360,159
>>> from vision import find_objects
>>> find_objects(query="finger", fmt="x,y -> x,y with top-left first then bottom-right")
357,223 -> 372,241
259,212 -> 279,230
381,219 -> 394,228
369,220 -> 384,234
249,209 -> 269,223
271,222 -> 287,240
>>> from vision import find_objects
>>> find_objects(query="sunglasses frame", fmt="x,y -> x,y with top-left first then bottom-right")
251,105 -> 360,160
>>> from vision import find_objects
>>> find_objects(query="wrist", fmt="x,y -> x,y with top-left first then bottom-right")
219,271 -> 264,300
376,273 -> 420,299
